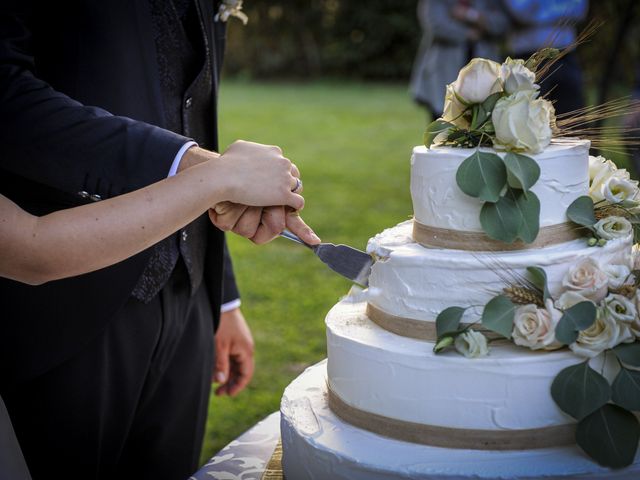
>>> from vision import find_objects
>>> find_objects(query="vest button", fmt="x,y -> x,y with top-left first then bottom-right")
185,97 -> 193,109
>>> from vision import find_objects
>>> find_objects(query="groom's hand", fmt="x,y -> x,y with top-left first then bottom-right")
213,307 -> 254,396
210,203 -> 320,245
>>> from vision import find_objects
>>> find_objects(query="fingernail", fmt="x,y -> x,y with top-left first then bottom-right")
310,232 -> 321,243
215,372 -> 226,383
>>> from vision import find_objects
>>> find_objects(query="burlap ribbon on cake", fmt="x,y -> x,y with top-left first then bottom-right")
366,303 -> 502,341
327,387 -> 575,450
413,220 -> 583,251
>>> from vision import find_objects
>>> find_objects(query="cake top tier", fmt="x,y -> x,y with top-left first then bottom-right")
411,139 -> 590,247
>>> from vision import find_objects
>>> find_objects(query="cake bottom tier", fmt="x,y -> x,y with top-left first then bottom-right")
281,361 -> 640,479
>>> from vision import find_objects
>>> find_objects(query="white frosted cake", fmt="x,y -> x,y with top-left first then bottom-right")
281,55 -> 640,478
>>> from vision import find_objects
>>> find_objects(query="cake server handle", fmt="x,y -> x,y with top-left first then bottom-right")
279,229 -> 317,250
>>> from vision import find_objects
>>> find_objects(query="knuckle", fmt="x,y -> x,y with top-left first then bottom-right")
216,221 -> 233,231
235,224 -> 257,238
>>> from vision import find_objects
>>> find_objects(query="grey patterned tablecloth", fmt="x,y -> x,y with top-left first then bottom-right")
190,412 -> 281,480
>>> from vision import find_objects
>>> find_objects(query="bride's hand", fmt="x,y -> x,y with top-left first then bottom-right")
214,140 -> 305,210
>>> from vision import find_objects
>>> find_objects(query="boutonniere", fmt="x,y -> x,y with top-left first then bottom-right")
215,0 -> 248,25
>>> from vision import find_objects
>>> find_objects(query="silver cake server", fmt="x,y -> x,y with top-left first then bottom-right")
280,230 -> 373,287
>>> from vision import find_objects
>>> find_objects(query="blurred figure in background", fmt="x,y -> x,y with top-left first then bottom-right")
410,0 -> 509,120
626,65 -> 640,175
502,0 -> 589,115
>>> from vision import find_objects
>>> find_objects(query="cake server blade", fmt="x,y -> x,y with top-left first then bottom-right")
279,230 -> 373,287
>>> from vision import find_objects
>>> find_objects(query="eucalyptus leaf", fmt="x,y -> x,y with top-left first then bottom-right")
424,120 -> 454,148
526,266 -> 551,303
475,92 -> 502,127
503,153 -> 541,191
512,189 -> 540,243
613,342 -> 640,367
551,361 -> 611,420
612,367 -> 640,411
479,196 -> 520,243
576,404 -> 640,469
480,92 -> 502,114
456,151 -> 506,202
481,295 -> 515,339
435,306 -> 466,338
567,196 -> 597,227
554,301 -> 597,345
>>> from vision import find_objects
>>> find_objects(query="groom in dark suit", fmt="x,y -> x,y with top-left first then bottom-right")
0,1 -> 274,478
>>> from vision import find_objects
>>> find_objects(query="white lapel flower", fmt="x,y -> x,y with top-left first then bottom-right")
215,0 -> 248,25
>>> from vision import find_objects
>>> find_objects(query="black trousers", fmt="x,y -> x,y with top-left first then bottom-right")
3,260 -> 214,480
0,395 -> 31,480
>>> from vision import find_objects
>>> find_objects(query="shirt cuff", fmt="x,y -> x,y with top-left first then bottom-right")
221,298 -> 241,313
168,141 -> 198,177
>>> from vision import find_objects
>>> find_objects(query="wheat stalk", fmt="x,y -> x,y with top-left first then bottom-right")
503,285 -> 544,307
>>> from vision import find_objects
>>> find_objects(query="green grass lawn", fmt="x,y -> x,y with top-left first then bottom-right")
200,81 -> 424,460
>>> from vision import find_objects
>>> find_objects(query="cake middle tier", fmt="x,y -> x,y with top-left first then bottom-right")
367,221 -> 632,324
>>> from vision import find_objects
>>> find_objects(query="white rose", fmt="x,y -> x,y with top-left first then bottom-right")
442,83 -> 470,129
556,291 -> 592,310
451,58 -> 502,105
594,216 -> 632,240
512,299 -> 562,351
603,293 -> 637,327
454,330 -> 489,358
603,264 -> 632,290
589,155 -> 627,202
601,176 -> 640,205
500,58 -> 538,95
561,257 -> 609,302
570,307 -> 632,358
492,90 -> 554,153
589,155 -> 615,183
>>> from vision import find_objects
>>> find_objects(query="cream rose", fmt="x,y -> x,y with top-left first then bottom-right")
454,330 -> 489,358
570,307 -> 633,358
633,244 -> 640,270
603,264 -> 632,290
512,299 -> 562,351
451,58 -> 502,105
500,58 -> 538,95
594,216 -> 632,240
601,176 -> 640,205
561,257 -> 609,302
442,83 -> 470,129
492,90 -> 554,153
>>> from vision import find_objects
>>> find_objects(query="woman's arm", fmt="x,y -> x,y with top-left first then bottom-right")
0,142 -> 317,285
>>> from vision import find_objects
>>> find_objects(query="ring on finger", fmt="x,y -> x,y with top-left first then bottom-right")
291,178 -> 303,193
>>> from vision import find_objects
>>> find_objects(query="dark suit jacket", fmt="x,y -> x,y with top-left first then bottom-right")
0,0 -> 238,385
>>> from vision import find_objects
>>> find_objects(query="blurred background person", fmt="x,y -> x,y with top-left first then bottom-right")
502,0 -> 589,115
410,0 -> 510,120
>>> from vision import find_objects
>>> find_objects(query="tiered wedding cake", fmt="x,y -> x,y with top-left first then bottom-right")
281,54 -> 640,479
